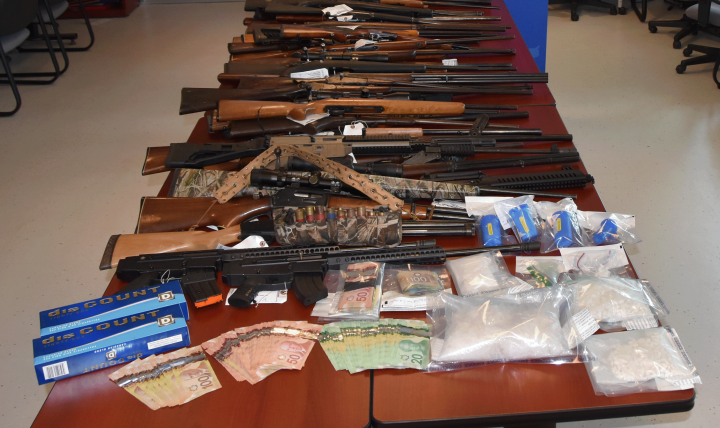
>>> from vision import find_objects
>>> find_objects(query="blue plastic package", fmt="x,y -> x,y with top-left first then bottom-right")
553,211 -> 574,248
480,215 -> 502,246
508,204 -> 539,242
593,218 -> 619,245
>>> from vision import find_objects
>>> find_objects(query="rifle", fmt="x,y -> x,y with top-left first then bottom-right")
219,72 -> 543,85
244,0 -> 502,20
246,170 -> 581,200
228,35 -> 514,56
100,188 -> 475,269
283,21 -> 508,31
132,194 -> 474,235
112,240 -> 539,308
221,57 -> 516,77
283,146 -> 581,177
215,98 -> 466,121
180,87 -> 530,115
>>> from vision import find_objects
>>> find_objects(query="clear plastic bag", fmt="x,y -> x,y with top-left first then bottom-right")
380,264 -> 452,312
515,256 -> 567,288
445,251 -> 534,297
327,262 -> 385,320
465,196 -> 518,248
494,196 -> 545,244
426,288 -> 581,371
582,327 -> 701,396
560,247 -> 634,279
536,199 -> 591,253
577,212 -> 640,246
564,277 -> 669,332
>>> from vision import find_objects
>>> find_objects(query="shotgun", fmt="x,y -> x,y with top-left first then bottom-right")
180,86 -> 530,115
221,57 -> 516,77
218,113 -> 531,139
215,99 -> 466,121
101,189 -> 475,269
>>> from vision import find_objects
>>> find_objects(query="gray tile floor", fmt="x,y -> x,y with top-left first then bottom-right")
0,1 -> 717,427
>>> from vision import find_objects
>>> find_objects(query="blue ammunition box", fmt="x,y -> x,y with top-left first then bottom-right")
39,281 -> 189,337
33,304 -> 190,385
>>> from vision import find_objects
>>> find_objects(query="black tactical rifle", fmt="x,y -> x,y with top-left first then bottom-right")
114,240 -> 539,309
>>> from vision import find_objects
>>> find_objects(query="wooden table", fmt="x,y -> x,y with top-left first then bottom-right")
31,1 -> 693,427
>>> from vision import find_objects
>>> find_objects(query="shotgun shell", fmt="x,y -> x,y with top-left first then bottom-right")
327,207 -> 336,220
306,206 -> 315,222
295,208 -> 305,223
357,206 -> 366,217
317,206 -> 326,221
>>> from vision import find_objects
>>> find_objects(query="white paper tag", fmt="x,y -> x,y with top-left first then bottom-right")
656,376 -> 702,391
442,59 -> 458,66
147,334 -> 183,350
622,317 -> 659,331
572,308 -> 600,341
322,4 -> 353,16
286,112 -> 330,125
340,25 -> 359,29
354,39 -> 376,49
216,236 -> 268,251
337,15 -> 353,22
465,196 -> 512,218
343,123 -> 365,135
348,153 -> 357,164
289,68 -> 329,79
381,293 -> 428,312
432,200 -> 466,210
226,289 -> 288,305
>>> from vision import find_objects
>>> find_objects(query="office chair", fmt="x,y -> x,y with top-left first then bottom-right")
676,44 -> 720,88
549,0 -> 619,21
648,0 -> 720,48
1,0 -> 67,115
21,0 -> 95,52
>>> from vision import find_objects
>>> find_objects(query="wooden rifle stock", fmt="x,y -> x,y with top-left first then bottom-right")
134,196 -> 433,233
101,225 -> 243,269
217,99 -> 465,121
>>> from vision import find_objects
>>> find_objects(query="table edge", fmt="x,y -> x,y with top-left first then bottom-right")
371,390 -> 695,428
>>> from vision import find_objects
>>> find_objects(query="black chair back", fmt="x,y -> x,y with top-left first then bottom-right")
0,0 -> 38,38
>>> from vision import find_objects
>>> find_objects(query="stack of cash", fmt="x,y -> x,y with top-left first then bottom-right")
109,346 -> 221,410
318,320 -> 431,373
202,321 -> 322,384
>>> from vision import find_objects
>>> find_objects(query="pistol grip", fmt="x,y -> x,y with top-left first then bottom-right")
228,278 -> 264,309
116,272 -> 160,294
292,273 -> 328,306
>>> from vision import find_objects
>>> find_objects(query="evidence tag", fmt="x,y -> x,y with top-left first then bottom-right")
553,211 -> 574,248
480,215 -> 502,247
593,218 -> 619,245
508,204 -> 538,242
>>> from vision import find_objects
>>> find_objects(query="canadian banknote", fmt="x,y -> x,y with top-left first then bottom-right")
318,319 -> 431,373
109,346 -> 222,409
201,321 -> 322,384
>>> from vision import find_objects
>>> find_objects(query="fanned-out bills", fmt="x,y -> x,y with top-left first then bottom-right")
109,346 -> 221,410
201,321 -> 322,384
318,319 -> 431,373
